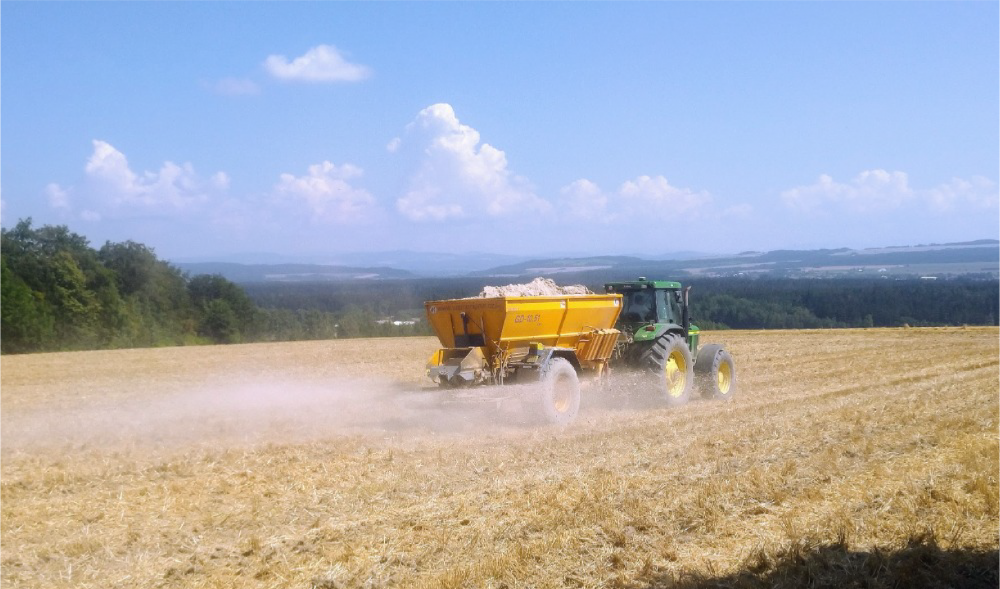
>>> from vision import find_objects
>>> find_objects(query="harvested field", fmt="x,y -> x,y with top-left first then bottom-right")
2,328 -> 998,588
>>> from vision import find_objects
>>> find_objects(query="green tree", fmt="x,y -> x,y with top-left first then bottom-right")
200,299 -> 238,343
48,250 -> 102,344
99,240 -> 194,347
1,257 -> 55,352
188,274 -> 260,342
2,219 -> 126,349
99,240 -> 158,297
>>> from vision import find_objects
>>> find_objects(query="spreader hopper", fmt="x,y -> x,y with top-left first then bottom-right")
424,294 -> 622,391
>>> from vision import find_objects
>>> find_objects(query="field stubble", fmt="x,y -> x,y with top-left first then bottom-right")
1,328 -> 997,588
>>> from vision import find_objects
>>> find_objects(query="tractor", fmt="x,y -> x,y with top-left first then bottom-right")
605,277 -> 735,405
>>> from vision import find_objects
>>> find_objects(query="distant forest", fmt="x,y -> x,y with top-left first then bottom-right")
0,219 -> 423,354
2,219 -> 997,354
244,275 -> 999,331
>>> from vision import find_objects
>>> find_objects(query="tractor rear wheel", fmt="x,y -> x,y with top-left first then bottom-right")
535,357 -> 581,425
641,334 -> 694,406
695,344 -> 736,401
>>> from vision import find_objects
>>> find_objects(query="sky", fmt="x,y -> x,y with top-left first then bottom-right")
2,2 -> 998,261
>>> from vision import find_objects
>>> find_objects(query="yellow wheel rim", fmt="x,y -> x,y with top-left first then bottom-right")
717,361 -> 732,394
552,375 -> 572,413
665,350 -> 687,397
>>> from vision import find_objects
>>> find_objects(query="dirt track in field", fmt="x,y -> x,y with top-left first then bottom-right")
2,328 -> 997,588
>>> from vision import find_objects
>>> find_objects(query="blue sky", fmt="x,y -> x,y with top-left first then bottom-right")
2,2 -> 997,260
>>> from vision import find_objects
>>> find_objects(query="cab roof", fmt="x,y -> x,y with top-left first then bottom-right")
604,277 -> 682,291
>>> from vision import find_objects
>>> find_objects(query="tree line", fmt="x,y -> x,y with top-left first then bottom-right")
245,276 -> 999,331
0,220 -> 425,354
687,278 -> 998,329
2,219 -> 997,354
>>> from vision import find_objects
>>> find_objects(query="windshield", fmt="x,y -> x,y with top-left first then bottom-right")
621,289 -> 681,323
621,290 -> 656,322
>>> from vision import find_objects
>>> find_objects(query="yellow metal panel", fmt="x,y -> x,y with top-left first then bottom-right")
427,349 -> 446,367
576,328 -> 621,362
501,298 -> 568,343
425,294 -> 623,363
425,298 -> 505,350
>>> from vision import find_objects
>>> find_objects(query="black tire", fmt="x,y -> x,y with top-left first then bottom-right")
640,333 -> 694,406
694,344 -> 736,401
534,357 -> 581,425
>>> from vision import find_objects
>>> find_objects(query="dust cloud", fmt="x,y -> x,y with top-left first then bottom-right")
0,377 -> 555,453
0,367 -> 673,454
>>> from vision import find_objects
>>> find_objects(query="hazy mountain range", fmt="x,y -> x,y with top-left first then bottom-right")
173,240 -> 999,283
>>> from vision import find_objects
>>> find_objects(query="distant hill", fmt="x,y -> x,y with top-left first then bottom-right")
175,262 -> 415,283
471,241 -> 999,280
174,240 -> 999,283
173,251 -> 530,276
171,249 -> 726,275
475,255 -> 647,277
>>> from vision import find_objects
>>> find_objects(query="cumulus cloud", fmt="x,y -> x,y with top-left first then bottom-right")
560,175 -> 712,222
924,176 -> 998,211
561,179 -> 608,220
782,169 -> 998,214
781,170 -> 913,214
263,45 -> 371,83
84,140 -> 222,212
620,175 -> 712,215
393,103 -> 550,221
274,161 -> 377,223
85,140 -> 138,196
46,140 -> 228,222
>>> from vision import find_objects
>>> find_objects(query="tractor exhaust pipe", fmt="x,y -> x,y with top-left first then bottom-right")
682,286 -> 691,337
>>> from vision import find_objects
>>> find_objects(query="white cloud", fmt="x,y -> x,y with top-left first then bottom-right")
211,171 -> 231,191
781,169 -> 913,214
561,179 -> 608,220
210,77 -> 260,96
619,175 -> 712,215
84,140 -> 223,212
263,45 -> 371,83
85,140 -> 138,196
394,103 -> 550,221
782,169 -> 998,214
42,140 -> 231,221
274,161 -> 377,223
560,175 -> 711,222
924,176 -> 998,211
46,183 -> 71,210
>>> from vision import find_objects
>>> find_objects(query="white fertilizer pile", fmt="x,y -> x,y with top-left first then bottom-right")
477,277 -> 593,297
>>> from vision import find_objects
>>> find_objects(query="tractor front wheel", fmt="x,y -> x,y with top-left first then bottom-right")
695,344 -> 736,401
641,334 -> 694,406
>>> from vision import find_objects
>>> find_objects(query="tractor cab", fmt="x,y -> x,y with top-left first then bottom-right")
619,286 -> 682,324
604,277 -> 699,353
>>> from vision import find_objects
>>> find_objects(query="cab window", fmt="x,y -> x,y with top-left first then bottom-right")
622,290 -> 656,322
655,289 -> 670,322
655,289 -> 681,323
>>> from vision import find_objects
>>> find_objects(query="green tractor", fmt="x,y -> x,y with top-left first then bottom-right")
604,277 -> 735,405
